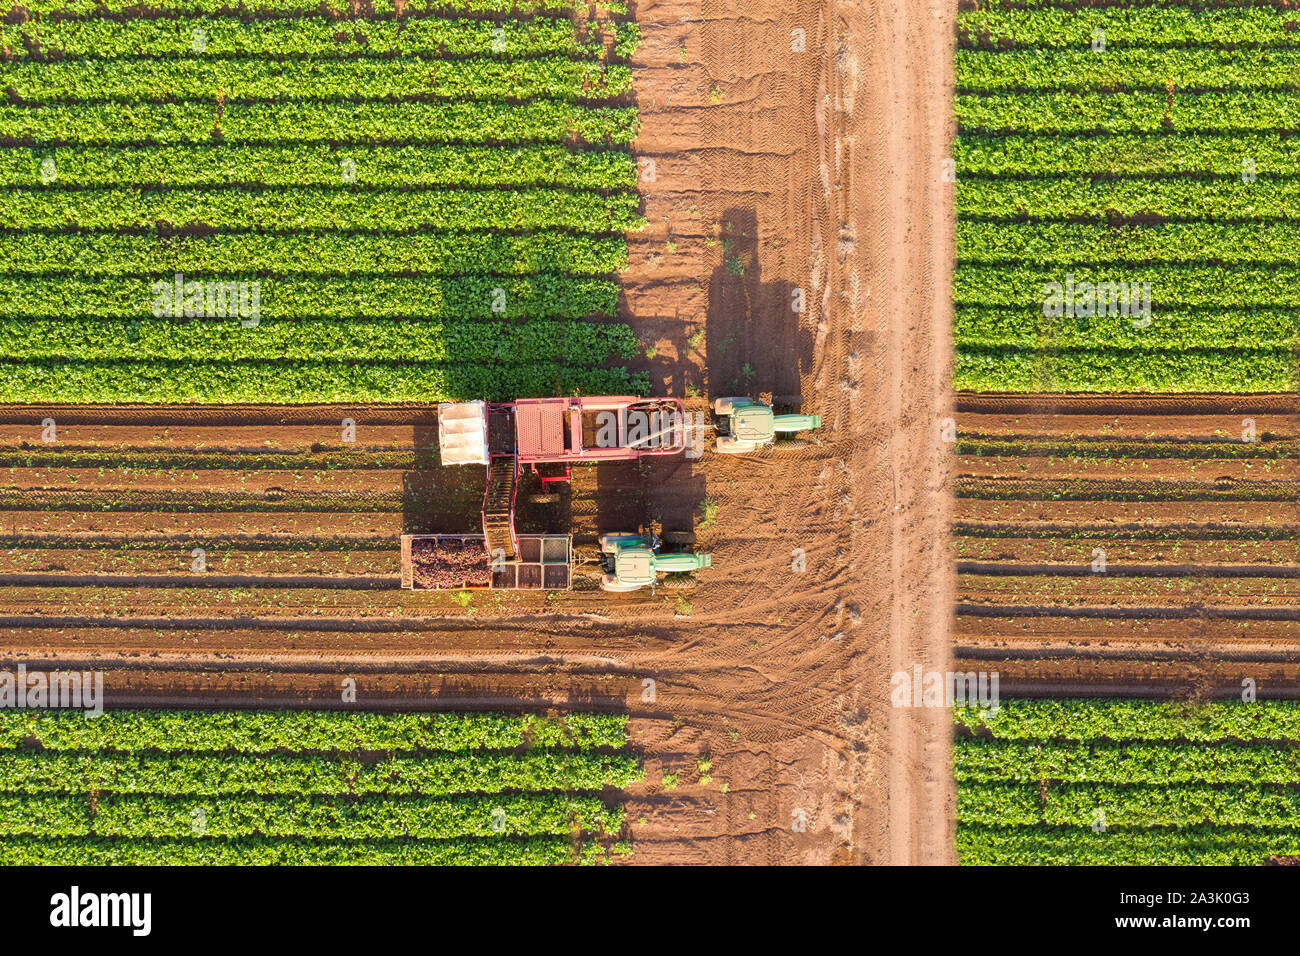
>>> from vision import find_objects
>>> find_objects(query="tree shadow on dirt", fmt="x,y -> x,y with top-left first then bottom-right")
706,207 -> 815,401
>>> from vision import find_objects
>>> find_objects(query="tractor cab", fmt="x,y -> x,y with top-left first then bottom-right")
713,396 -> 821,454
598,532 -> 711,592
731,402 -> 777,444
613,543 -> 656,588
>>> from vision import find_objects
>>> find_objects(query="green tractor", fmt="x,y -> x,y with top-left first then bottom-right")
712,396 -> 821,454
598,532 -> 711,592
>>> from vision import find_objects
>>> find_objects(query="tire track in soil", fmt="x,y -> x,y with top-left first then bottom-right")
958,562 -> 1300,579
955,393 -> 1300,416
955,398 -> 1300,694
956,644 -> 1300,662
851,0 -> 955,866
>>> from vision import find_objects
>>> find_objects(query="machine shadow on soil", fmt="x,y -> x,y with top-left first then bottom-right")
706,208 -> 816,402
400,468 -> 486,536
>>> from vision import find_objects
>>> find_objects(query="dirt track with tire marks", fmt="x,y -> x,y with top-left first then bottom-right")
955,393 -> 1300,696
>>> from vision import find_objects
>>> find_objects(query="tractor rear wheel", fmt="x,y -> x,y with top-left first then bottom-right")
658,573 -> 695,589
715,435 -> 752,454
600,573 -> 644,593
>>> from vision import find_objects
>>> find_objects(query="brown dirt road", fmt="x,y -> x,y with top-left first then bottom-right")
565,0 -> 959,865
0,0 -> 956,864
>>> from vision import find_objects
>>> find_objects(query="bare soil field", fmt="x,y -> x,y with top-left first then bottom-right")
954,393 -> 1300,696
0,0 -> 955,864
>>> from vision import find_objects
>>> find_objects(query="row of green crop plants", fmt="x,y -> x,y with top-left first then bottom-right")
0,319 -> 638,363
0,189 -> 642,231
960,7 -> 1300,49
954,436 -> 1300,460
0,360 -> 644,402
0,710 -> 641,865
0,19 -> 643,59
7,0 -> 628,13
1,58 -> 634,103
954,4 -> 1300,393
1,102 -> 638,144
955,699 -> 1300,865
0,146 -> 638,189
1,275 -> 621,317
0,2 -> 645,403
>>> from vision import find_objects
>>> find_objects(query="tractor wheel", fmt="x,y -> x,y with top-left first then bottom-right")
713,397 -> 744,415
600,573 -> 644,593
715,436 -> 753,454
661,530 -> 696,547
658,573 -> 696,589
772,394 -> 804,407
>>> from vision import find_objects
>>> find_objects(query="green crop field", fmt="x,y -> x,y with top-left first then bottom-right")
0,0 -> 645,402
0,709 -> 640,864
954,0 -> 1300,392
955,699 -> 1300,865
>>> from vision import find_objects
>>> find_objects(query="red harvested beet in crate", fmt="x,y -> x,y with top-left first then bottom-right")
407,536 -> 491,590
400,534 -> 571,590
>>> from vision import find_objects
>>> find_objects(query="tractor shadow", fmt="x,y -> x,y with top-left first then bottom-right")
705,207 -> 816,402
642,455 -> 707,543
565,461 -> 649,543
401,423 -> 695,541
